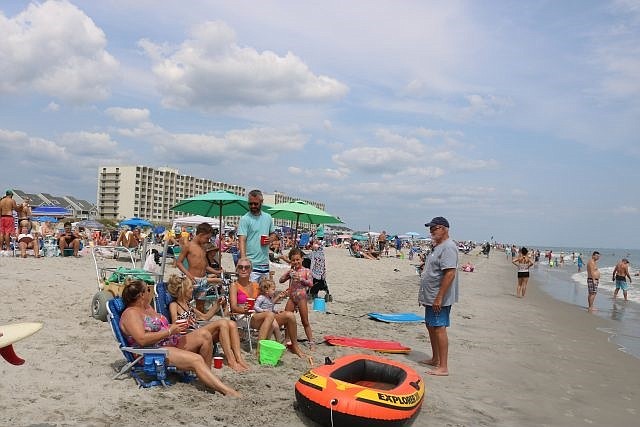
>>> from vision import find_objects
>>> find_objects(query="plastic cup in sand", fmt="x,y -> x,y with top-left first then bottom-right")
213,356 -> 224,369
176,319 -> 188,334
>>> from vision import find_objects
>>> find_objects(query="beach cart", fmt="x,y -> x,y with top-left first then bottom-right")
90,245 -> 161,321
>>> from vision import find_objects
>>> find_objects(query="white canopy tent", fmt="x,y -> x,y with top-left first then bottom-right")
172,215 -> 224,230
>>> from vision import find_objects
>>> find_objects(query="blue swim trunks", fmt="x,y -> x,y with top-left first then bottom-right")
615,279 -> 629,291
424,305 -> 451,327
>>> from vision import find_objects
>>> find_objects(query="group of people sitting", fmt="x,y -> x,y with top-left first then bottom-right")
12,220 -> 85,258
120,245 -> 324,396
126,221 -> 337,396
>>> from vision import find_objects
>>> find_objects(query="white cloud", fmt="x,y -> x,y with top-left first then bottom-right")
286,166 -> 349,180
461,94 -> 513,119
116,123 -> 308,165
332,128 -> 496,176
0,128 -> 132,182
0,0 -> 118,103
139,20 -> 348,110
332,146 -> 417,173
59,132 -> 119,156
613,206 -> 639,214
0,128 -> 68,161
105,107 -> 151,123
44,101 -> 60,112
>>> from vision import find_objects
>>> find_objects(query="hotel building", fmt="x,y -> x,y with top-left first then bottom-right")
97,165 -> 245,224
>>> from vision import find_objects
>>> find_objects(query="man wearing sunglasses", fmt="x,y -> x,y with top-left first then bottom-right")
418,216 -> 459,376
238,189 -> 277,283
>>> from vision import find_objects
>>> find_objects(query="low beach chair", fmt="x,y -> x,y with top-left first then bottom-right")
154,281 -> 222,354
298,232 -> 310,249
11,235 -> 42,257
106,297 -> 195,388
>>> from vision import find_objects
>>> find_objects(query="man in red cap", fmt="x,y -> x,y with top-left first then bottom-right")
418,216 -> 459,376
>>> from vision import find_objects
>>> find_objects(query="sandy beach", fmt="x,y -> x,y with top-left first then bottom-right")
1,246 -> 638,426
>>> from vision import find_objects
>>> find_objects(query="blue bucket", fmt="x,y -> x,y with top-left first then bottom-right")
312,297 -> 326,312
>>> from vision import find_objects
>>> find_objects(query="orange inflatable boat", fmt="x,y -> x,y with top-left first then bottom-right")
295,354 -> 424,427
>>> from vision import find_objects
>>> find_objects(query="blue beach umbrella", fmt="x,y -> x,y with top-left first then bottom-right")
119,217 -> 152,228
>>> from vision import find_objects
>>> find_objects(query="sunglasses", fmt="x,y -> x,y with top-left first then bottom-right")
429,226 -> 443,233
237,265 -> 251,271
248,202 -> 261,206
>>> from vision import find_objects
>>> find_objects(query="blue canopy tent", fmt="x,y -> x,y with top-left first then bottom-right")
31,206 -> 71,217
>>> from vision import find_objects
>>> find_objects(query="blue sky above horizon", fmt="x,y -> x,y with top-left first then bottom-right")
1,0 -> 639,249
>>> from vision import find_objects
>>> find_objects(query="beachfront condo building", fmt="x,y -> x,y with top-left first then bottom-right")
97,165 -> 245,225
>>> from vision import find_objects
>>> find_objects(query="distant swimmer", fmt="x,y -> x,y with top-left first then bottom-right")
612,258 -> 632,301
586,251 -> 601,312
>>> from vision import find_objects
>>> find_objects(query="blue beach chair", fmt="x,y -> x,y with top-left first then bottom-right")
106,297 -> 195,388
298,232 -> 311,249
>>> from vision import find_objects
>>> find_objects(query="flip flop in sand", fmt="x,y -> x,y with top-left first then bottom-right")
426,370 -> 449,376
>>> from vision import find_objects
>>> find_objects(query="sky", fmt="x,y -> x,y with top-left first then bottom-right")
1,0 -> 639,249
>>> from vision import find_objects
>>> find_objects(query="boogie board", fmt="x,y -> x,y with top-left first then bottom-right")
0,322 -> 43,365
368,312 -> 425,323
324,335 -> 411,354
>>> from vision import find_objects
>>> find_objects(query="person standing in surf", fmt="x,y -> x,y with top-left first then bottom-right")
586,251 -> 601,312
612,258 -> 632,301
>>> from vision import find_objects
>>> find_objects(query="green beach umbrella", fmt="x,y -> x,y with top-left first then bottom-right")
171,190 -> 251,219
267,200 -> 342,242
351,234 -> 368,241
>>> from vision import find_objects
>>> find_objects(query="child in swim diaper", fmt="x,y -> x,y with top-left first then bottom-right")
255,277 -> 288,342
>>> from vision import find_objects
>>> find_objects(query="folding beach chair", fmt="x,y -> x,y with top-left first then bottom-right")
154,281 -> 223,353
298,232 -> 311,249
106,297 -> 195,388
11,235 -> 42,257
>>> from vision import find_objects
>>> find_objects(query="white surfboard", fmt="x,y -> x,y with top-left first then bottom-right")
0,322 -> 43,348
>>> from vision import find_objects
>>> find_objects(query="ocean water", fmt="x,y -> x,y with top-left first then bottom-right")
529,247 -> 640,360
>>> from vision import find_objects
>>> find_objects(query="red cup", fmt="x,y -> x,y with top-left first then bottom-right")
176,319 -> 188,334
246,298 -> 255,311
213,356 -> 223,369
260,235 -> 269,245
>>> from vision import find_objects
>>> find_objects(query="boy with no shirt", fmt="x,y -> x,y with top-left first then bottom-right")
586,251 -> 601,312
0,190 -> 18,250
176,222 -> 214,312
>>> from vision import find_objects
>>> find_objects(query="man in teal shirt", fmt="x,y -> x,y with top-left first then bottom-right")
238,189 -> 277,282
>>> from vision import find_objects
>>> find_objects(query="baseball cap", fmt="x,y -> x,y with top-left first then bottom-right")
425,216 -> 450,228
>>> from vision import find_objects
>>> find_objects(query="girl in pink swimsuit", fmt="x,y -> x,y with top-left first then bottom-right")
279,248 -> 314,345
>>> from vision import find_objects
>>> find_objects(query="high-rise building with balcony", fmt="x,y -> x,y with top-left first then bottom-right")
97,165 -> 245,224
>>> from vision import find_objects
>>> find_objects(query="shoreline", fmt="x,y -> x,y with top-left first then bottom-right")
1,247 -> 638,426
